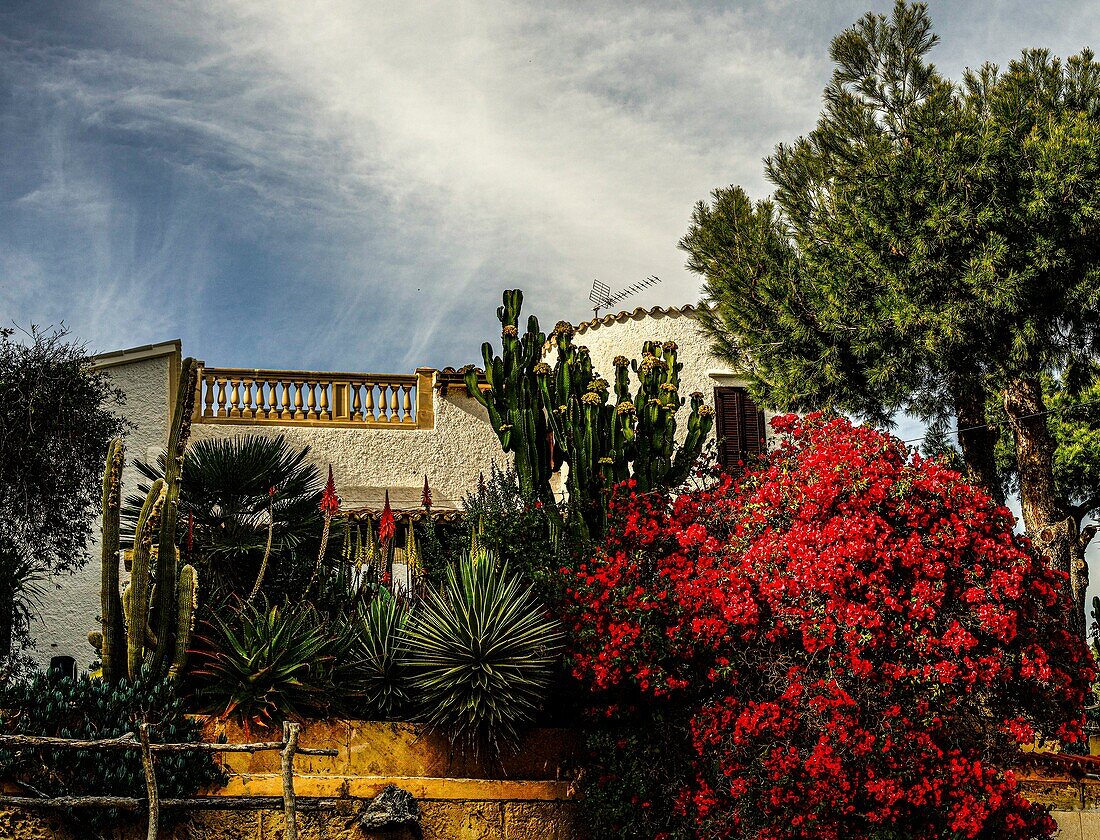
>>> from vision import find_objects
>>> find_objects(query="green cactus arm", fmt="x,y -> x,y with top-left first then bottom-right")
168,564 -> 197,681
466,362 -> 492,410
667,404 -> 715,486
100,438 -> 126,683
153,357 -> 198,671
128,478 -> 165,679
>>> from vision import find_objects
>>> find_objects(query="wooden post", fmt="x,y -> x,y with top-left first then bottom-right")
280,721 -> 301,840
139,723 -> 159,840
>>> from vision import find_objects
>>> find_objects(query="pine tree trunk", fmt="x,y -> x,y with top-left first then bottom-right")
1003,376 -> 1085,635
950,374 -> 1004,505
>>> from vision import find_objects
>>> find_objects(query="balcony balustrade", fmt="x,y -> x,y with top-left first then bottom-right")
193,366 -> 435,429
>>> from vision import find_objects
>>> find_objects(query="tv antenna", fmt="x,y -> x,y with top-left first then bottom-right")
589,275 -> 662,318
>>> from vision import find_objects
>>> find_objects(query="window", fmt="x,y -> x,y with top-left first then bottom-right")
713,387 -> 766,477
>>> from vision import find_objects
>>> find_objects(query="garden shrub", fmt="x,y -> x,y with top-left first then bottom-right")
403,549 -> 564,755
565,414 -> 1093,839
335,590 -> 412,720
463,464 -> 587,606
0,667 -> 224,829
188,595 -> 340,728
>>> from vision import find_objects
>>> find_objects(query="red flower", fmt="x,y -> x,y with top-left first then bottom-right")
379,489 -> 396,545
320,465 -> 339,516
421,475 -> 433,510
562,413 -> 1091,840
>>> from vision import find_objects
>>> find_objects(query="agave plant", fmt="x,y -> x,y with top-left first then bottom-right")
334,591 -> 411,719
188,596 -> 335,729
402,550 -> 564,754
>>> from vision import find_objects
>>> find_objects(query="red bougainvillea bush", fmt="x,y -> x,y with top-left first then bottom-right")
565,414 -> 1093,840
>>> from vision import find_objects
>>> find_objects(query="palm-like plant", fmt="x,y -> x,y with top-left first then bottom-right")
402,550 -> 564,754
188,596 -> 335,729
122,434 -> 324,598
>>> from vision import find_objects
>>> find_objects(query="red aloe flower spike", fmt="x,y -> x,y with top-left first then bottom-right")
320,465 -> 340,516
186,511 -> 194,553
379,489 -> 396,545
422,475 -> 432,510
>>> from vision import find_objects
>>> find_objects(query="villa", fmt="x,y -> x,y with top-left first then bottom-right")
30,303 -> 768,668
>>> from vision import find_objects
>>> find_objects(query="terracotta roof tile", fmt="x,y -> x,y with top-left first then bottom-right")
573,303 -> 706,335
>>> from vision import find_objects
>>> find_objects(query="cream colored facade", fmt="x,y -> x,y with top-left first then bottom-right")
30,306 -> 745,667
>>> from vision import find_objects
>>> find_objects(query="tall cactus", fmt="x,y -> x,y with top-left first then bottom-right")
475,290 -> 715,539
152,356 -> 198,670
100,438 -> 126,683
98,356 -> 200,683
464,290 -> 555,501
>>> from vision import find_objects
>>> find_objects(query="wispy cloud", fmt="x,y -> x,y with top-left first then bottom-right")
1,0 -> 1098,370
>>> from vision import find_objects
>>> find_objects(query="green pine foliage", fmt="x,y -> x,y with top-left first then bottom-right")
681,0 -> 1100,625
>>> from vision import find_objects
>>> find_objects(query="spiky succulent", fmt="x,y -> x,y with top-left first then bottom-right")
402,550 -> 563,755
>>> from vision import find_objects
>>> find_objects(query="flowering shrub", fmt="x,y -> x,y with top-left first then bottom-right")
565,414 -> 1092,839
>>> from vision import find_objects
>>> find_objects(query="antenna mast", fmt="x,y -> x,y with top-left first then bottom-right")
588,275 -> 662,318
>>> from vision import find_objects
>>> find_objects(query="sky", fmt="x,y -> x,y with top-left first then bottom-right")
3,0 -> 1099,376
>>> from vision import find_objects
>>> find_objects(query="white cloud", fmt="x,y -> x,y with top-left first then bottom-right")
3,0 -> 1099,370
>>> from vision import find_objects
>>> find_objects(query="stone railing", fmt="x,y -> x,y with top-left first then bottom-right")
194,366 -> 436,429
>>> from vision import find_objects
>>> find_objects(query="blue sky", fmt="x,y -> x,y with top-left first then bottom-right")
2,0 -> 1098,375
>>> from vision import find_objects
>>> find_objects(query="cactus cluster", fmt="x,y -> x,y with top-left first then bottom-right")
468,290 -> 714,538
464,290 -> 557,502
95,357 -> 200,683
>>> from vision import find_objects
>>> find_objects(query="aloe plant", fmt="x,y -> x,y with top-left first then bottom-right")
402,550 -> 564,754
189,596 -> 335,728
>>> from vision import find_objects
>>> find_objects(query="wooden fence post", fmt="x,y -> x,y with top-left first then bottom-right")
280,721 -> 301,840
139,723 -> 159,840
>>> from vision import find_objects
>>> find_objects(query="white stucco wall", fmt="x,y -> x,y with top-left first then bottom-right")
189,389 -> 507,510
29,345 -> 176,669
553,306 -> 750,446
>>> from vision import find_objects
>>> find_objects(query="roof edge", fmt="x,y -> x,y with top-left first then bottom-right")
90,339 -> 182,370
574,303 -> 706,334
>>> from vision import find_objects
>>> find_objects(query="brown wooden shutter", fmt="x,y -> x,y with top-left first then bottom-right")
714,387 -> 766,477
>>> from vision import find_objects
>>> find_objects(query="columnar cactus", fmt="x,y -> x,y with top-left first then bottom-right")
99,438 -> 126,683
464,290 -> 555,500
98,356 -> 200,683
152,356 -> 198,669
629,341 -> 714,492
475,290 -> 715,539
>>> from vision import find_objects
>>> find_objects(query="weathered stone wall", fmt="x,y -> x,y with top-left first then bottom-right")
0,721 -> 579,839
0,800 -> 579,840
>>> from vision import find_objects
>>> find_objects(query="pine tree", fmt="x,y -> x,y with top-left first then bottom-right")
681,0 -> 1100,631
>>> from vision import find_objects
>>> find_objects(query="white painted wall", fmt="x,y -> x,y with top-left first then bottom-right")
29,346 -> 176,669
189,389 -> 507,510
554,306 -> 749,446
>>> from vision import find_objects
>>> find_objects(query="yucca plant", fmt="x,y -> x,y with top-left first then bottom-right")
334,591 -> 411,719
403,550 -> 564,755
188,596 -> 335,729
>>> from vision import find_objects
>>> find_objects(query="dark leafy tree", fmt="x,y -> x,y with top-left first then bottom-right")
0,326 -> 124,656
681,0 -> 1100,631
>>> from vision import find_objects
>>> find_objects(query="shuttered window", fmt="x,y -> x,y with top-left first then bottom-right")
713,387 -> 766,477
